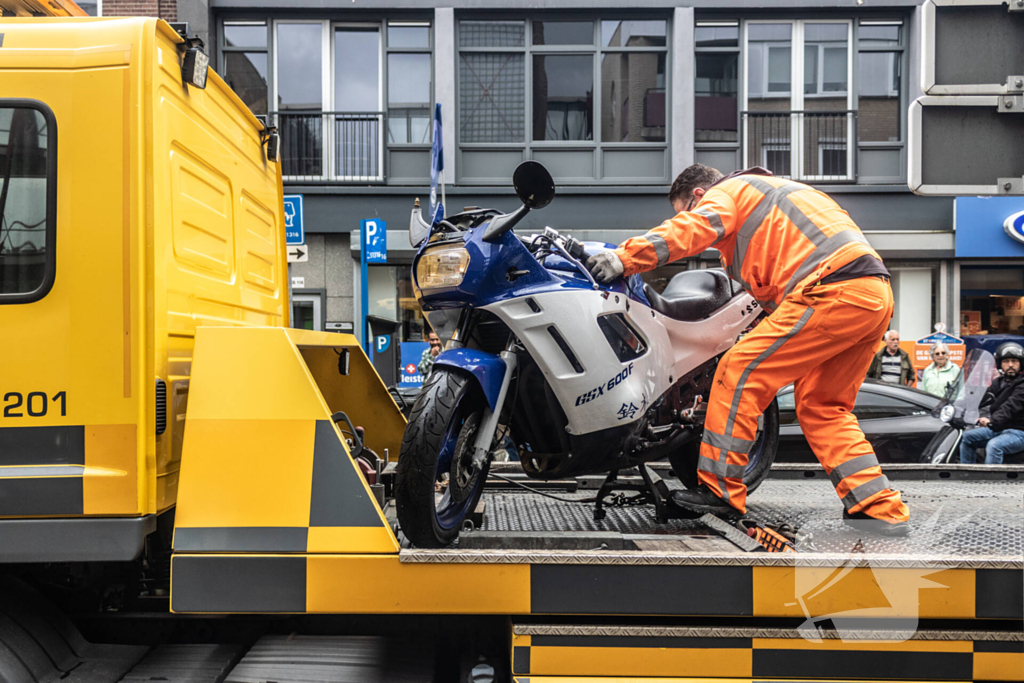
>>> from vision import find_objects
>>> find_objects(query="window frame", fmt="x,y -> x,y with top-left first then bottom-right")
742,19 -> 854,182
218,15 -> 434,184
385,21 -> 435,147
694,20 -> 741,156
855,19 -> 907,184
694,15 -> 908,185
456,14 -> 670,185
0,99 -> 58,306
220,20 -> 270,116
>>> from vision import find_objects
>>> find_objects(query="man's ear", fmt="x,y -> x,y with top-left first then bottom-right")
693,187 -> 706,200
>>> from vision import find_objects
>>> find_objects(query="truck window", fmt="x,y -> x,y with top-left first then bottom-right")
0,102 -> 56,303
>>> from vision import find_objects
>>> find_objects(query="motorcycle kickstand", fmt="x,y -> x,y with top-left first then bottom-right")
638,464 -> 673,523
593,470 -> 619,521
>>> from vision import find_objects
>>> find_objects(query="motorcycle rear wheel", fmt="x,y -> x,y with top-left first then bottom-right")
395,367 -> 491,548
670,397 -> 779,496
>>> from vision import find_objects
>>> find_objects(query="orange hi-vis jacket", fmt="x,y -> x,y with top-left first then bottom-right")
614,174 -> 881,311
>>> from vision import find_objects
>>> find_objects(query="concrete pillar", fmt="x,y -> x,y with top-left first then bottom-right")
435,8 -> 457,186
671,7 -> 695,178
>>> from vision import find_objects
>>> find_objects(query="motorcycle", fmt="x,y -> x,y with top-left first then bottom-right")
921,348 -> 1024,464
394,161 -> 779,548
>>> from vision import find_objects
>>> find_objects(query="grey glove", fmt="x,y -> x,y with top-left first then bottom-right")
586,250 -> 625,284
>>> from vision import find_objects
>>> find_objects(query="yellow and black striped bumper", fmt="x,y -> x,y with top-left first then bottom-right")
171,551 -> 1023,619
510,626 -> 1024,681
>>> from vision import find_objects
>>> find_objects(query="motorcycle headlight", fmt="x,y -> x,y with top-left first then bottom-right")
940,405 -> 955,423
417,245 -> 470,289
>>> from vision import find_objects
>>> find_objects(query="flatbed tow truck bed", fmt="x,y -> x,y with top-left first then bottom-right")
157,329 -> 1022,682
6,467 -> 1022,682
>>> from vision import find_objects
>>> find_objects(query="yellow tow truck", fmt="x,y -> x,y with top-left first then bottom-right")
0,5 -> 1020,683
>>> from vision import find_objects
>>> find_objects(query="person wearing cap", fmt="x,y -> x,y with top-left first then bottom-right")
920,342 -> 961,397
959,342 -> 1024,464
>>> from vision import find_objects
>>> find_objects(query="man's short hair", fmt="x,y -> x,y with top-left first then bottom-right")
669,164 -> 724,205
884,330 -> 899,342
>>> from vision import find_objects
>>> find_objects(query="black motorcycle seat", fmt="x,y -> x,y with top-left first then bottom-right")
643,269 -> 737,322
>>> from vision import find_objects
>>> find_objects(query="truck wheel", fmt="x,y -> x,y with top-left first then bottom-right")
395,368 -> 490,548
670,398 -> 779,497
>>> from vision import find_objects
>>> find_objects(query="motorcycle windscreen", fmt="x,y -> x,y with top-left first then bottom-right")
954,350 -> 996,425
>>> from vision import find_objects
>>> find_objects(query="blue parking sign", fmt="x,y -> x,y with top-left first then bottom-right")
362,219 -> 387,263
283,195 -> 304,245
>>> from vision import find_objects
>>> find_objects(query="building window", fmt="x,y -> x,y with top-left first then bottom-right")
78,0 -> 100,16
856,20 -> 904,182
222,21 -> 269,116
387,22 -> 433,145
220,17 -> 433,184
694,17 -> 904,184
695,22 -> 738,144
960,266 -> 1024,336
457,17 -> 669,183
744,20 -> 853,181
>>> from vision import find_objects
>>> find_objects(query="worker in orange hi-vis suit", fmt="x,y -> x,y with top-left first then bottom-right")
587,164 -> 910,537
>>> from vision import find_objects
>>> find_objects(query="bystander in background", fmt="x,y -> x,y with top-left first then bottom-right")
920,343 -> 961,397
418,330 -> 442,378
866,331 -> 913,386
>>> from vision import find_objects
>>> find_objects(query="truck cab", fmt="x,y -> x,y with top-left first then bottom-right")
0,13 -> 288,563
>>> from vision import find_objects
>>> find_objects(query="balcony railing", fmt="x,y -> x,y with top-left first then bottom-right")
272,111 -> 386,183
742,110 -> 857,182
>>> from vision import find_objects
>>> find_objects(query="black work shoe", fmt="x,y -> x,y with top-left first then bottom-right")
843,510 -> 910,537
671,486 -> 740,519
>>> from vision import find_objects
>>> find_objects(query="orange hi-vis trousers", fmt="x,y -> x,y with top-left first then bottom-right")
698,276 -> 909,523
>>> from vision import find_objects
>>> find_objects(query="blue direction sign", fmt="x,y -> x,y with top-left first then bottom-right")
362,218 -> 387,263
283,195 -> 304,245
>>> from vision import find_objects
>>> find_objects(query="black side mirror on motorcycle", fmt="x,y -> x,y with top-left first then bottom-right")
482,161 -> 555,242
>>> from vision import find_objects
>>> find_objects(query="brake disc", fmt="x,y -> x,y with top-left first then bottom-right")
449,412 -> 483,504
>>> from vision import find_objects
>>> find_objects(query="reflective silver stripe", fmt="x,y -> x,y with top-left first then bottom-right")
0,466 -> 85,478
781,229 -> 871,299
723,305 -> 815,437
733,176 -> 871,303
645,233 -> 671,266
841,475 -> 892,510
693,208 -> 726,243
713,305 -> 816,501
828,453 -> 881,489
702,429 -> 756,455
697,455 -> 746,481
733,177 -> 803,276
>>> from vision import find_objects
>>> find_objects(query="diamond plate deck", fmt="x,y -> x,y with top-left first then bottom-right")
403,477 -> 1023,567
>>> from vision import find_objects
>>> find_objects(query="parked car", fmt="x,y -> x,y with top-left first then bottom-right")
776,380 -> 946,464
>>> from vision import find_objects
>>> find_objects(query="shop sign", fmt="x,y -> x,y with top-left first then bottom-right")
1005,210 -> 1024,245
912,331 -> 965,386
400,342 -> 430,387
954,197 -> 1024,257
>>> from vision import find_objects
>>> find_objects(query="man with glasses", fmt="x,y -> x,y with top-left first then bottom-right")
586,163 -> 909,536
920,342 -> 960,397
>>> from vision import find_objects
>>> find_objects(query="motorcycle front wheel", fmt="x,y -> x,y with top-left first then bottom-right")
670,397 -> 779,497
395,367 -> 491,548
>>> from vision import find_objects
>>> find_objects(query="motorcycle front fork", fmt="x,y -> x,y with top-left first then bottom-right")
470,337 -> 518,473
